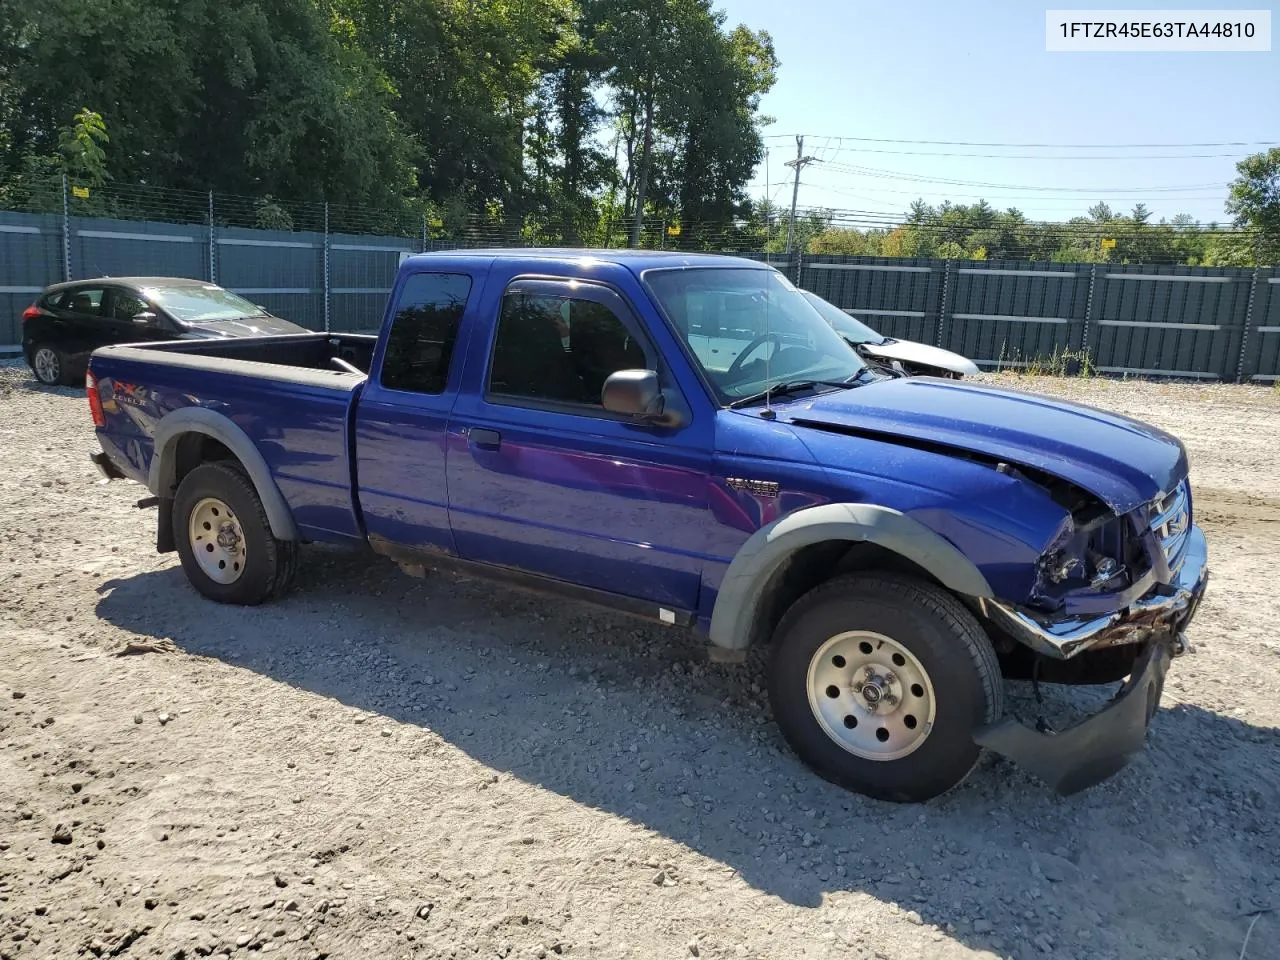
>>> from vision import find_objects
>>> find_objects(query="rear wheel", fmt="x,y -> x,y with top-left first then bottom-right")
768,573 -> 1003,803
173,462 -> 299,605
30,344 -> 70,386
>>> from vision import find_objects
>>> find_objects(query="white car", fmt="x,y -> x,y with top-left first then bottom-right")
802,290 -> 980,379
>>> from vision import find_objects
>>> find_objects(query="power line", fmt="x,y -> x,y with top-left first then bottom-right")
788,183 -> 1229,208
815,160 -> 1226,194
789,206 -> 1256,237
801,146 -> 1253,160
791,181 -> 1228,209
761,133 -> 1279,149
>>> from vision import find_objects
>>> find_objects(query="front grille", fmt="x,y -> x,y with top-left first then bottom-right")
1149,480 -> 1191,576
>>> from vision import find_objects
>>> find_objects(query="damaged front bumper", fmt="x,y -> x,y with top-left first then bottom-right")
972,524 -> 1208,795
973,638 -> 1176,795
981,525 -> 1209,660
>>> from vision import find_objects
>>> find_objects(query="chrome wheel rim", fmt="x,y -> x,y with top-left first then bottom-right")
188,497 -> 246,584
806,630 -> 937,761
34,348 -> 59,384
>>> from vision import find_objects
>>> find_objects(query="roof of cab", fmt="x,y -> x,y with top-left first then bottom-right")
399,248 -> 775,272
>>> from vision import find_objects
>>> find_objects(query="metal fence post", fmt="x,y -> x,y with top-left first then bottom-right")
61,175 -> 71,280
207,191 -> 216,283
323,202 -> 331,333
1082,263 -> 1098,358
936,259 -> 953,348
1236,267 -> 1262,383
421,213 -> 427,253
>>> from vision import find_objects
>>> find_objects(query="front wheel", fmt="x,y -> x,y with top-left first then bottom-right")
173,461 -> 299,605
768,573 -> 1004,803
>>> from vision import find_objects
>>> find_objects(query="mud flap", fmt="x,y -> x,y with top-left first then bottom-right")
156,497 -> 175,554
973,640 -> 1170,795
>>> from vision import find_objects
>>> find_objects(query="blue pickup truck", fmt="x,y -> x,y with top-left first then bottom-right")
85,249 -> 1209,802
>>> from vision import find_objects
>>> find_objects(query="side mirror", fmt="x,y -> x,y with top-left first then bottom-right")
131,311 -> 158,325
601,369 -> 664,419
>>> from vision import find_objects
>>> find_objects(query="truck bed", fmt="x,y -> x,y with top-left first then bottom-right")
89,333 -> 374,545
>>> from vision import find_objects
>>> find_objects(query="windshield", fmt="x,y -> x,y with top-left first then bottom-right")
142,284 -> 265,324
800,291 -> 883,343
646,268 -> 868,402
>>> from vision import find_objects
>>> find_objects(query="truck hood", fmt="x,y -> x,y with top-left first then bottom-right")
184,315 -> 308,338
857,339 -> 980,376
781,377 -> 1187,513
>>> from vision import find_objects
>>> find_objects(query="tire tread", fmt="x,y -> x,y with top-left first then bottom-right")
173,461 -> 298,605
769,572 -> 1004,801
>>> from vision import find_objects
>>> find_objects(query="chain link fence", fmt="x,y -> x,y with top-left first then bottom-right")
2,175 -> 1277,384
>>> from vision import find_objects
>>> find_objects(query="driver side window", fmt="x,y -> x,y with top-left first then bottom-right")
111,291 -> 151,322
488,288 -> 650,409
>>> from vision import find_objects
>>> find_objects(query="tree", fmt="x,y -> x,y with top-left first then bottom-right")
808,227 -> 881,256
668,22 -> 776,249
2,0 -> 418,215
1087,202 -> 1114,222
1225,147 -> 1280,264
58,108 -> 110,184
591,0 -> 774,248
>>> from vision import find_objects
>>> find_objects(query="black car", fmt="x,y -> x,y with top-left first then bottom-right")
20,276 -> 309,385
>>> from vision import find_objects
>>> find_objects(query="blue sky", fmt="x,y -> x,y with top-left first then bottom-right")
715,0 -> 1277,225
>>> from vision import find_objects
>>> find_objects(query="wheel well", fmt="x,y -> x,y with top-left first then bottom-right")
172,432 -> 237,489
749,540 -> 943,648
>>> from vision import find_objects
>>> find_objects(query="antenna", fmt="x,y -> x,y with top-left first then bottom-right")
762,273 -> 775,419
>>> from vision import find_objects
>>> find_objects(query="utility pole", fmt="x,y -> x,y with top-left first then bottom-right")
784,135 -> 817,255
764,148 -> 770,236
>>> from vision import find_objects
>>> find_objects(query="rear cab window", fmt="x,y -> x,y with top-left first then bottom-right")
380,272 -> 473,394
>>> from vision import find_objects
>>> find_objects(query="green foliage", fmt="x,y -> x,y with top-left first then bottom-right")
992,343 -> 1095,378
0,0 -> 774,242
1225,148 -> 1280,264
58,108 -> 110,184
796,199 -> 1248,267
253,198 -> 295,231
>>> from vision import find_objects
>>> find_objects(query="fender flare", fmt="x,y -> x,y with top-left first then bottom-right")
708,502 -> 993,650
147,407 -> 300,541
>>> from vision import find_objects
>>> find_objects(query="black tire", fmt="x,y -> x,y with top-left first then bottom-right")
29,343 -> 72,386
768,573 -> 1004,803
172,461 -> 299,605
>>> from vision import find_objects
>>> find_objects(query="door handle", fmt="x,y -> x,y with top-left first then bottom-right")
468,427 -> 502,450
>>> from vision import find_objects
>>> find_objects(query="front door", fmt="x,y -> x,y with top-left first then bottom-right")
103,287 -> 179,345
445,277 -> 714,613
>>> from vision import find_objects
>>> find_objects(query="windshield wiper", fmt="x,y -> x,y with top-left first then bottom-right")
844,366 -> 888,384
728,379 -> 858,410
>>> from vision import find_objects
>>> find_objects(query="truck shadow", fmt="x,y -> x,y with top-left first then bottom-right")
94,548 -> 1279,958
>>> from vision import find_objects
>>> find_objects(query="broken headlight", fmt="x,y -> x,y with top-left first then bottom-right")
1033,509 -> 1131,606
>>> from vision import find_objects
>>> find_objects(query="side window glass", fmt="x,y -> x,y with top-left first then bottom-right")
112,292 -> 150,322
380,273 -> 472,394
488,289 -> 648,408
68,288 -> 106,317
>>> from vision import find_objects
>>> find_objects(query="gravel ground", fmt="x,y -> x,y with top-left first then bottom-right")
1,361 -> 1278,960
